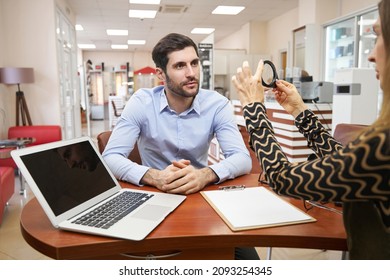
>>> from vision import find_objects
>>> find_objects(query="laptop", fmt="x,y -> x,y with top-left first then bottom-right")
11,136 -> 186,241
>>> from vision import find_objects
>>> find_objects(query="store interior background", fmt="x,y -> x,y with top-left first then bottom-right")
0,0 -> 381,140
0,0 -> 382,260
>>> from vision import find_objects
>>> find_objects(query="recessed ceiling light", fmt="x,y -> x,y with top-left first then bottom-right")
127,40 -> 146,45
75,24 -> 83,31
78,44 -> 96,49
129,0 -> 160,4
107,29 -> 128,36
191,28 -> 215,34
129,9 -> 157,19
212,6 -> 245,15
111,44 -> 129,49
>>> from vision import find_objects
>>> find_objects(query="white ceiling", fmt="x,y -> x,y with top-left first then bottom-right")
66,0 -> 299,52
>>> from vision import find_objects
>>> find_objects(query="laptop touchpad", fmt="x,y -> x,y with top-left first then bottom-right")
133,204 -> 171,221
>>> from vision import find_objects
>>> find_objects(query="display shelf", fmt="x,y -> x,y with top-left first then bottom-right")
323,6 -> 378,82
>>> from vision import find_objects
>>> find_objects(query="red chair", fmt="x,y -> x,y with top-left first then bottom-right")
0,125 -> 62,193
97,130 -> 142,164
8,125 -> 62,146
333,123 -> 368,145
0,125 -> 62,168
0,166 -> 14,225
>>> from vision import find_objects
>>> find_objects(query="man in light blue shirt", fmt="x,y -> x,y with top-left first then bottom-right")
103,33 -> 252,195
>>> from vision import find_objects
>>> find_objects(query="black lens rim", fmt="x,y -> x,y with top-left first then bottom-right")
261,60 -> 278,88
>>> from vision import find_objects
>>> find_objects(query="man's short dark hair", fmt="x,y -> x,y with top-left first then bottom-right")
152,33 -> 199,72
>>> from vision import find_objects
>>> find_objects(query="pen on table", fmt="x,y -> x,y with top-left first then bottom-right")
218,185 -> 245,191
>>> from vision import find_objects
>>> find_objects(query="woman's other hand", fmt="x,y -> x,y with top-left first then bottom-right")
274,80 -> 308,118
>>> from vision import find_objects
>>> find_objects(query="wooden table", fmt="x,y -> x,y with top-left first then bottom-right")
20,174 -> 347,259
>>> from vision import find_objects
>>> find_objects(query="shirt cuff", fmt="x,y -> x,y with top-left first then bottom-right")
124,164 -> 150,186
208,164 -> 227,184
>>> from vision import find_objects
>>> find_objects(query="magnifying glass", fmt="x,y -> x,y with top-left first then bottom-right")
261,60 -> 278,88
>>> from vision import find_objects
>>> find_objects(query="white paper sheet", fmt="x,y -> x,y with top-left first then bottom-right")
201,187 -> 315,231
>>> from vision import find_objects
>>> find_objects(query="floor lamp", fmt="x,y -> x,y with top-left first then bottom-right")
0,67 -> 35,126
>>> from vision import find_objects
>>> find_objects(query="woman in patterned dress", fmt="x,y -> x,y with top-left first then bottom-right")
232,0 -> 390,260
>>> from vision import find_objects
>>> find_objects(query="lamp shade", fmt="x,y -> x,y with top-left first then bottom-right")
0,67 -> 34,84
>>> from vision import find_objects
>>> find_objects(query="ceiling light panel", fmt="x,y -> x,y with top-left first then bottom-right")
212,6 -> 245,15
191,28 -> 215,34
107,29 -> 128,36
78,44 -> 96,49
127,40 -> 146,45
111,44 -> 129,49
75,24 -> 83,31
129,10 -> 157,18
129,0 -> 160,4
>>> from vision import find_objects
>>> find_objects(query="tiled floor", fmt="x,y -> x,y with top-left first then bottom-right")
0,180 -> 52,260
0,119 -> 344,260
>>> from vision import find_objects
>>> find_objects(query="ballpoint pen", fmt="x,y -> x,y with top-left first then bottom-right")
218,185 -> 246,191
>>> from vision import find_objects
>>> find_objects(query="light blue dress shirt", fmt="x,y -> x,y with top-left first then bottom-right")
102,85 -> 252,185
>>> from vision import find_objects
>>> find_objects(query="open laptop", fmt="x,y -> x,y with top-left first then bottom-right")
11,136 -> 186,241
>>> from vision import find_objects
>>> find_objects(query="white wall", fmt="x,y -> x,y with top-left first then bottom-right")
341,0 -> 378,14
0,0 -> 62,128
299,0 -> 318,25
214,23 -> 250,52
265,8 -> 299,70
314,0 -> 342,24
249,21 -> 268,54
214,5 -> 288,55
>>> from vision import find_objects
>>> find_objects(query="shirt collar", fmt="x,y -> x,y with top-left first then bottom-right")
159,88 -> 201,116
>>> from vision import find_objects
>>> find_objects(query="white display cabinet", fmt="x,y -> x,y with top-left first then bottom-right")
323,6 -> 378,82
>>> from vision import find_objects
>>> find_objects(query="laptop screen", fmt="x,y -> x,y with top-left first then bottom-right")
20,140 -> 117,216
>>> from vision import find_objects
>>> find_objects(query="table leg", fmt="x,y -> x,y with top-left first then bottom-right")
342,251 -> 349,260
266,247 -> 272,260
16,145 -> 26,195
18,168 -> 25,194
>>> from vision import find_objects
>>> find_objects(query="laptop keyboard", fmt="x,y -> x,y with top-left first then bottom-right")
72,191 -> 154,229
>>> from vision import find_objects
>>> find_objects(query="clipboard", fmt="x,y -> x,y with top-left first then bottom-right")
201,186 -> 316,231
